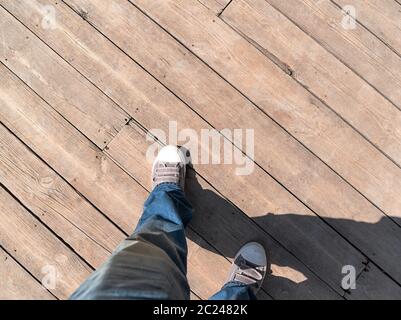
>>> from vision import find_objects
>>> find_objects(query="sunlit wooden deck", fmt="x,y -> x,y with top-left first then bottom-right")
1,0 -> 401,300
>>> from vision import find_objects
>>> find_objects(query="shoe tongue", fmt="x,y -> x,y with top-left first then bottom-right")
161,162 -> 180,168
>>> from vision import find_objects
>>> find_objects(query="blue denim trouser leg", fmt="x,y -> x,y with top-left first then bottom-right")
70,182 -> 255,300
209,282 -> 257,300
70,183 -> 193,300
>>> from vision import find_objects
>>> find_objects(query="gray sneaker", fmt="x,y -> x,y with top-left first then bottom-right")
227,242 -> 267,291
152,145 -> 187,191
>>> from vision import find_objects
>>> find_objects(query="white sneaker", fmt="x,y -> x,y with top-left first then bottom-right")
152,145 -> 187,191
226,242 -> 267,291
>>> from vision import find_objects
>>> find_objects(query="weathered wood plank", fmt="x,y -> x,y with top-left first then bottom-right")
0,0 -> 179,133
3,0 -> 400,298
196,0 -> 231,14
0,63 -> 146,233
129,0 -> 401,224
0,63 -> 273,300
3,0 -> 368,295
0,247 -> 55,300
222,0 -> 401,167
60,0 -> 401,286
190,292 -> 201,300
0,5 -> 128,148
0,123 -> 125,268
333,0 -> 401,56
263,0 -> 401,110
346,263 -> 401,300
10,0 -> 398,296
0,186 -> 92,299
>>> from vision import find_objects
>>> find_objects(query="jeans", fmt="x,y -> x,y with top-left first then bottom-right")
70,183 -> 256,300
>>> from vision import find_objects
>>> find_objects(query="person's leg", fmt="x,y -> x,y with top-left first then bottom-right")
209,282 -> 257,300
209,242 -> 267,301
70,146 -> 192,300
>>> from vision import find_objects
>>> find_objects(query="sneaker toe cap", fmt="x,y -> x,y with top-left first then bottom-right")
238,242 -> 267,267
156,145 -> 186,164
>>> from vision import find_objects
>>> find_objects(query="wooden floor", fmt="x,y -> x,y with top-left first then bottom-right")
1,0 -> 401,300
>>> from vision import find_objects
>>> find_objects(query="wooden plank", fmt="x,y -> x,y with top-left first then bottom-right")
186,232 -> 229,299
196,0 -> 231,15
61,0 -> 401,285
0,247 -> 55,300
346,263 -> 401,300
3,0 -> 368,295
0,63 -> 147,233
0,0 -> 181,132
0,123 -> 125,268
190,292 -> 201,300
0,186 -> 92,299
333,0 -> 401,56
129,0 -> 401,224
0,5 -> 128,149
13,0 -> 396,296
222,0 -> 401,167
0,64 -> 272,300
106,123 -> 340,299
263,0 -> 401,110
0,0 -> 396,300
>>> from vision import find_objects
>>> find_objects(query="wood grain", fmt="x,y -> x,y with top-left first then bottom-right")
264,0 -> 401,110
0,186 -> 92,299
0,62 -> 273,299
346,263 -> 401,300
60,0 -> 401,286
0,123 -> 125,268
0,247 -> 55,300
0,5 -> 128,148
129,0 -> 401,224
0,63 -> 147,234
222,0 -> 401,167
196,0 -> 231,14
3,0 -> 369,295
1,0 -> 400,299
333,0 -> 401,56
